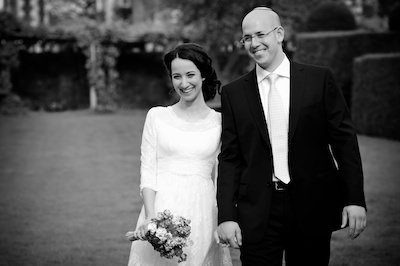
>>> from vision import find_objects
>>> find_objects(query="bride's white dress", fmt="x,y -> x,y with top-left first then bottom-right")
128,106 -> 232,266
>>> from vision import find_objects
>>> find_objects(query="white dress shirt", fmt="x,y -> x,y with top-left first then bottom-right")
256,55 -> 291,182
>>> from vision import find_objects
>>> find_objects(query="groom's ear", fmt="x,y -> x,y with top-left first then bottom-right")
276,26 -> 285,43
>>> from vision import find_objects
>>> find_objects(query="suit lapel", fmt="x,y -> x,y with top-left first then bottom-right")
289,62 -> 306,143
243,63 -> 306,145
244,69 -> 270,145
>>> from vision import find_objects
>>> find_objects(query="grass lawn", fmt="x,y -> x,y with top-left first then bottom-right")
0,110 -> 399,266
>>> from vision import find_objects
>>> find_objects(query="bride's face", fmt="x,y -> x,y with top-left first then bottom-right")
170,58 -> 204,103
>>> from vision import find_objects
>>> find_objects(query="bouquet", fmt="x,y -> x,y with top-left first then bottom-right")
126,209 -> 192,263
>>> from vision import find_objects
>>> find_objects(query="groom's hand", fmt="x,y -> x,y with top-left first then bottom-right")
216,221 -> 242,249
341,205 -> 367,239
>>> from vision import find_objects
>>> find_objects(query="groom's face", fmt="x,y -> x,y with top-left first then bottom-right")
242,10 -> 283,70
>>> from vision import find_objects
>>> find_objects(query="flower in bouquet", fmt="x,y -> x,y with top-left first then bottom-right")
126,210 -> 192,263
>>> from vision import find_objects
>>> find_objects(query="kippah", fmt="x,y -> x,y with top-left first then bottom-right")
253,7 -> 272,11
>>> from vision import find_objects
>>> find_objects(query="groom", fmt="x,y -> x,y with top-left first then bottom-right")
216,7 -> 367,266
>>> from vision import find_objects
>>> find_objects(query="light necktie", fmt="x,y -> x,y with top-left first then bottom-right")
267,73 -> 290,184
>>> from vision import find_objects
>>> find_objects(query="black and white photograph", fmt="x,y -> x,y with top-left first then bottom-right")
0,0 -> 399,265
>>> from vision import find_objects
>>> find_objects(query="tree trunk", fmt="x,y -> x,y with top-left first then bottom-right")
89,43 -> 97,109
131,0 -> 146,24
105,0 -> 114,26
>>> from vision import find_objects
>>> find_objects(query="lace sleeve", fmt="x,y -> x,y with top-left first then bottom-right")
139,108 -> 158,193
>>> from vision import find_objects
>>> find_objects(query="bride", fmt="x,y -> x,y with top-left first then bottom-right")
126,43 -> 232,266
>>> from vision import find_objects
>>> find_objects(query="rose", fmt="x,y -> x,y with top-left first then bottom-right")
126,209 -> 192,263
147,222 -> 157,233
155,227 -> 168,239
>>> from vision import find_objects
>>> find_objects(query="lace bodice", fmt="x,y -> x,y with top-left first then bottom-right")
140,106 -> 221,192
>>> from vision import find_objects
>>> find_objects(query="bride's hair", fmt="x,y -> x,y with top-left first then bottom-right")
163,43 -> 221,102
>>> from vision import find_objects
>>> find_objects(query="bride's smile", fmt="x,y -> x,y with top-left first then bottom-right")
179,85 -> 195,94
171,57 -> 204,102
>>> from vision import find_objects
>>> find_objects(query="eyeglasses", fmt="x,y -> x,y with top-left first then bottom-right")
239,27 -> 278,45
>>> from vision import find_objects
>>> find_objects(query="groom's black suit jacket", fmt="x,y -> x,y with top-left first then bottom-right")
217,61 -> 366,244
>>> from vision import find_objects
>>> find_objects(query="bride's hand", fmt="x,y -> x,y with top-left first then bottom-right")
125,218 -> 152,241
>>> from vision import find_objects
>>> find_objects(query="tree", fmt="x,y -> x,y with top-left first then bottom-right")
0,12 -> 25,94
162,0 -> 271,84
378,0 -> 400,16
47,0 -> 121,112
305,1 -> 357,32
48,0 -> 98,23
161,0 -> 336,84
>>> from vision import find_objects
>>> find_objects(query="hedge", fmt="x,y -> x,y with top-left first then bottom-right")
293,31 -> 400,107
351,53 -> 400,140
